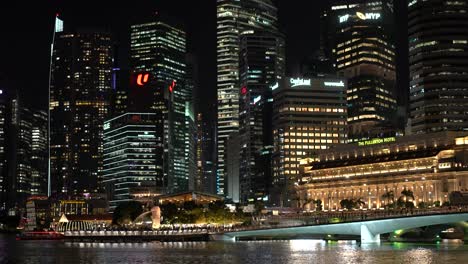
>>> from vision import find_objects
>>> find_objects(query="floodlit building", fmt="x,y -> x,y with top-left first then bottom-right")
49,15 -> 113,195
322,0 -> 398,141
297,132 -> 468,211
216,0 -> 280,196
271,77 -> 348,206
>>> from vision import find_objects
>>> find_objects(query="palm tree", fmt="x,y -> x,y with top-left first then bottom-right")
381,190 -> 394,204
400,189 -> 415,201
398,189 -> 415,210
312,199 -> 323,211
302,198 -> 314,210
353,198 -> 365,209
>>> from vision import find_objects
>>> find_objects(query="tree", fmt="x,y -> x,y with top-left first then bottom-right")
340,198 -> 365,210
312,199 -> 323,211
381,190 -> 395,207
112,201 -> 144,225
400,189 -> 415,201
418,202 -> 428,209
397,189 -> 415,210
302,198 -> 314,210
159,202 -> 178,223
340,199 -> 354,210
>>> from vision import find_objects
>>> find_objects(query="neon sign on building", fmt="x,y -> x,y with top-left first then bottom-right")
339,12 -> 381,23
290,78 -> 311,87
136,73 -> 150,86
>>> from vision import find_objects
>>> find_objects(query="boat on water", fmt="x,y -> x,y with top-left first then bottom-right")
16,231 -> 64,240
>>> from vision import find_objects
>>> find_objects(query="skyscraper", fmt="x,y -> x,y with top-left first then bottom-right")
0,84 -> 48,209
323,1 -> 398,141
272,77 -> 348,206
216,0 -> 280,196
103,112 -> 161,209
49,17 -> 113,196
408,0 -> 468,133
238,29 -> 285,203
30,111 -> 48,196
129,14 -> 194,193
195,113 -> 217,194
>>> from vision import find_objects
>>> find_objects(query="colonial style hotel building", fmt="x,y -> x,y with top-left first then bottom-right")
297,132 -> 468,210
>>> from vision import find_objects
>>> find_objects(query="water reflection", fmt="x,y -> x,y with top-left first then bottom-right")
3,235 -> 468,264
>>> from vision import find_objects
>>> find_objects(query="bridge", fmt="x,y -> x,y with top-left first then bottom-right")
221,209 -> 468,243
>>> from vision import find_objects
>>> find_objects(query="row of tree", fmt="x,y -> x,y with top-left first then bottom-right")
301,189 -> 451,211
112,201 -> 250,226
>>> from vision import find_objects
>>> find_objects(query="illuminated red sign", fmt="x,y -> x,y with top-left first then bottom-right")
241,86 -> 247,95
168,80 -> 176,93
136,73 -> 150,86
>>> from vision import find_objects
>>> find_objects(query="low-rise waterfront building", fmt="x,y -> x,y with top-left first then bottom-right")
297,132 -> 468,211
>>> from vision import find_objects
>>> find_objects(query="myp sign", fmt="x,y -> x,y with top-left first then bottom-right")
339,12 -> 381,23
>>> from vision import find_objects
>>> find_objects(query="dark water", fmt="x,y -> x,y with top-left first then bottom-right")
1,235 -> 468,263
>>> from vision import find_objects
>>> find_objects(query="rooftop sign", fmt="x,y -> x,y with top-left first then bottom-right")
358,137 -> 396,146
290,78 -> 311,87
339,12 -> 381,23
324,81 -> 345,87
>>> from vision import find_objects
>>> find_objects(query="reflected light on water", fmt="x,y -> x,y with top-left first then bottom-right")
404,248 -> 434,264
289,239 -> 326,251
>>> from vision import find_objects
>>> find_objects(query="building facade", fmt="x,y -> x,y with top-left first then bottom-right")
323,1 -> 398,141
272,77 -> 348,206
297,132 -> 468,211
103,113 -> 161,209
0,86 -> 48,209
49,19 -> 113,196
408,0 -> 468,134
216,0 -> 280,196
195,113 -> 217,194
130,15 -> 194,193
238,29 -> 285,203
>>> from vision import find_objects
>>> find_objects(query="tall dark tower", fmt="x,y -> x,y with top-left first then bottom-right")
408,0 -> 468,133
129,14 -> 193,193
238,29 -> 285,203
216,0 -> 280,197
49,16 -> 113,196
323,1 -> 398,142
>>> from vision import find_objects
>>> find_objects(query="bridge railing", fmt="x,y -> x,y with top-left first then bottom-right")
239,206 -> 468,231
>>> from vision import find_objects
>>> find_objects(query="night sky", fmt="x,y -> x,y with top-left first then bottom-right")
0,1 -> 407,122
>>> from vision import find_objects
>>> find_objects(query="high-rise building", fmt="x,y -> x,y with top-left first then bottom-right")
272,77 -> 348,206
216,0 -> 280,196
408,0 -> 468,133
49,17 -> 113,196
0,85 -> 48,209
30,111 -> 48,196
195,113 -> 217,194
0,88 -> 6,209
323,1 -> 398,141
129,14 -> 193,193
238,30 -> 285,203
103,112 -> 161,209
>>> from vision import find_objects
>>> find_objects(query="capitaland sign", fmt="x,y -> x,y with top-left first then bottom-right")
290,78 -> 311,87
357,137 -> 396,146
324,81 -> 345,87
339,12 -> 381,23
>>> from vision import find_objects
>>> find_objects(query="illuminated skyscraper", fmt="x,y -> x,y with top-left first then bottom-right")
216,0 -> 279,196
272,77 -> 348,206
0,85 -> 47,209
323,1 -> 398,141
49,17 -> 113,196
238,30 -> 284,203
129,15 -> 194,193
408,0 -> 468,133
